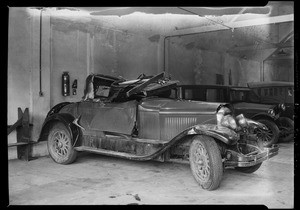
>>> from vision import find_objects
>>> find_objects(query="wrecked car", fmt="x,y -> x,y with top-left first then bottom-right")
177,85 -> 290,145
39,72 -> 279,191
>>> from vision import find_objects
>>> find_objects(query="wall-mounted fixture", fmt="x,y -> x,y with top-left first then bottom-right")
277,49 -> 288,56
72,79 -> 78,95
241,55 -> 247,60
62,72 -> 70,97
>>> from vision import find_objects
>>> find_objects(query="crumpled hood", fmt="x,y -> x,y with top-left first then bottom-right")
140,98 -> 223,114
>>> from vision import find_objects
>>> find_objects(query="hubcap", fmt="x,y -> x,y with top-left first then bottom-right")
256,128 -> 272,144
279,122 -> 293,138
192,142 -> 210,182
52,131 -> 70,157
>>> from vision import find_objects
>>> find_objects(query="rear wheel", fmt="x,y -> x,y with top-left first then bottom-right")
189,135 -> 223,191
254,119 -> 279,147
47,122 -> 77,164
278,117 -> 294,142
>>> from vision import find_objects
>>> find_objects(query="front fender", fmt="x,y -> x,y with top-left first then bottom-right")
184,124 -> 239,145
38,113 -> 81,146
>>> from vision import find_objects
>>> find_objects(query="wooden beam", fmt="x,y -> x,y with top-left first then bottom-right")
168,14 -> 294,36
266,55 -> 294,60
227,42 -> 293,52
264,31 -> 294,61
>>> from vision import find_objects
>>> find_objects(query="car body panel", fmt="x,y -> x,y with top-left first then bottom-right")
138,98 -> 220,140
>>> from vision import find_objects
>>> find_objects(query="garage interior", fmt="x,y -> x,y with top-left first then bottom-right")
7,2 -> 294,207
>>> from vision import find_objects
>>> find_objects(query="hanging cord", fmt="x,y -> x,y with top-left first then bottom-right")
39,9 -> 44,96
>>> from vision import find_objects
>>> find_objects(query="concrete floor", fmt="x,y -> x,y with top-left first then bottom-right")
8,141 -> 294,207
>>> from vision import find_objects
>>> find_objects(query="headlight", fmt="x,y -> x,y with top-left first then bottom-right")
236,114 -> 248,128
280,103 -> 286,111
268,109 -> 275,117
216,105 -> 237,130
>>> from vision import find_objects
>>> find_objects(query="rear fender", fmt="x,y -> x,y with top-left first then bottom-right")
38,113 -> 81,146
251,113 -> 276,122
46,102 -> 71,118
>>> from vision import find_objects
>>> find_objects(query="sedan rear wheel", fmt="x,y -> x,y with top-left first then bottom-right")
189,135 -> 223,191
47,122 -> 77,164
254,119 -> 279,147
278,117 -> 294,142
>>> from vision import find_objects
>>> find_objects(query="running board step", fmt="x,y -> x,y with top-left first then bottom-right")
74,146 -> 155,161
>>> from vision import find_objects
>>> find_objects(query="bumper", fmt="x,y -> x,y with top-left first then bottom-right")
225,144 -> 279,167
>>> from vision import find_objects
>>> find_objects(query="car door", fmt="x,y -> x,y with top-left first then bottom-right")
77,100 -> 138,135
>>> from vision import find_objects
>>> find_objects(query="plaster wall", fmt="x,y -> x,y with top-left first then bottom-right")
8,8 -> 52,159
167,35 -> 261,86
50,29 -> 89,107
7,8 -> 32,159
263,59 -> 294,82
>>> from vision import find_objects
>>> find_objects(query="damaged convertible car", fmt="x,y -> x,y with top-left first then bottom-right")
39,72 -> 279,190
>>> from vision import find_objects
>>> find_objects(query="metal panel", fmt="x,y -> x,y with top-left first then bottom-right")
138,107 -> 160,140
160,114 -> 215,140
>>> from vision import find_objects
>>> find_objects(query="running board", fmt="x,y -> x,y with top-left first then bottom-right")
74,146 -> 157,161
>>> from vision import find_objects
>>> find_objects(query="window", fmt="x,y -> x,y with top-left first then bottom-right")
264,88 -> 268,96
184,89 -> 194,100
95,86 -> 110,98
258,88 -> 261,96
274,88 -> 278,96
230,90 -> 248,102
207,89 -> 224,102
269,88 -> 273,96
279,87 -> 283,96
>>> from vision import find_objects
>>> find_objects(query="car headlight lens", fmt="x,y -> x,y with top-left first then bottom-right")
280,103 -> 286,111
268,109 -> 275,117
235,114 -> 248,128
216,105 -> 237,130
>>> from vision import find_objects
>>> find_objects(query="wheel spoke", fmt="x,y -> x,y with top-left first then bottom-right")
192,142 -> 211,182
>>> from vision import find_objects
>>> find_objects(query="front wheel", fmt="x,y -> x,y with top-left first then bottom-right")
254,119 -> 280,147
278,117 -> 294,142
189,135 -> 223,191
47,122 -> 77,164
235,163 -> 262,173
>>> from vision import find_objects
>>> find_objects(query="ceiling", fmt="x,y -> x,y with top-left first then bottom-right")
31,2 -> 294,61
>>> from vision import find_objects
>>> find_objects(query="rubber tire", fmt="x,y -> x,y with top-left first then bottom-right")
235,163 -> 262,173
278,117 -> 294,142
255,119 -> 280,147
47,122 -> 77,164
189,135 -> 223,191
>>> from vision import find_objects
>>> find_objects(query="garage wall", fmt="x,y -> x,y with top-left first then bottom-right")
167,37 -> 261,86
263,59 -> 294,82
8,8 -> 32,159
50,28 -> 89,107
8,8 -> 52,158
50,16 -> 161,107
